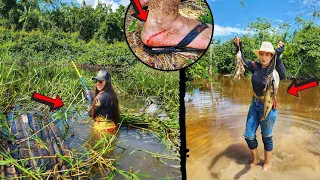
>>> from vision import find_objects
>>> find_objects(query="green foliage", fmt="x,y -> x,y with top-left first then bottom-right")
0,27 -> 136,67
200,8 -> 213,24
128,19 -> 137,33
282,23 -> 320,78
117,63 -> 180,118
187,17 -> 320,80
0,2 -> 180,179
0,0 -> 126,42
187,51 -> 212,79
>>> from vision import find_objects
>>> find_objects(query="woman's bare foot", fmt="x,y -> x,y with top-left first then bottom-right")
141,0 -> 212,49
262,163 -> 269,171
140,0 -> 149,7
263,150 -> 272,171
141,15 -> 212,49
140,0 -> 186,7
250,159 -> 260,166
249,148 -> 260,166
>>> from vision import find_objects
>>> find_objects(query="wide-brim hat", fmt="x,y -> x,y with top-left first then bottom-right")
92,70 -> 111,81
252,41 -> 275,57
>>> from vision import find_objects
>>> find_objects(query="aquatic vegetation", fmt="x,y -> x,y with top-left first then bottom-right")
0,111 -> 153,179
121,111 -> 180,152
0,59 -> 180,179
0,2 -> 180,178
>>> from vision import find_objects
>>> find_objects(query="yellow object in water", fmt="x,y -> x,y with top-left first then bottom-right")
93,116 -> 118,135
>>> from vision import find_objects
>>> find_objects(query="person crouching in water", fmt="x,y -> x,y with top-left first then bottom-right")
233,36 -> 286,171
85,70 -> 120,138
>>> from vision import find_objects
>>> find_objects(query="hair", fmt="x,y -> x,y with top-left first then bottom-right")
90,79 -> 121,125
263,53 -> 277,85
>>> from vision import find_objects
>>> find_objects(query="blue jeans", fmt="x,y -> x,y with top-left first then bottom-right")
244,97 -> 278,151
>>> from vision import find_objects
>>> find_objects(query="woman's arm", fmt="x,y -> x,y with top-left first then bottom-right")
275,54 -> 286,80
275,42 -> 286,80
234,39 -> 256,73
88,94 -> 107,117
88,93 -> 112,117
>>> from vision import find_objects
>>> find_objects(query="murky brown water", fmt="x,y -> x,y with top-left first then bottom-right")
186,74 -> 320,180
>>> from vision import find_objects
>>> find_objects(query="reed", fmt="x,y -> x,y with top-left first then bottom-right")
0,59 -> 180,179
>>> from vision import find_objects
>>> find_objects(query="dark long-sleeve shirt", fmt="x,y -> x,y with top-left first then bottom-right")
237,42 -> 286,96
88,91 -> 115,120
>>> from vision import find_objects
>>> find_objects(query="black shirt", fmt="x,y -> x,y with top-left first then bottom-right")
237,42 -> 286,96
88,91 -> 114,120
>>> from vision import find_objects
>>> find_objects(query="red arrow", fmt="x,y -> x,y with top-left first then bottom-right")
31,92 -> 64,110
131,0 -> 149,22
287,78 -> 318,97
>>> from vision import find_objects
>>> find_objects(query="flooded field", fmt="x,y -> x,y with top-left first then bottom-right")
64,95 -> 180,179
186,75 -> 320,180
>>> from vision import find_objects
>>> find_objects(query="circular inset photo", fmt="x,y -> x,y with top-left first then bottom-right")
124,0 -> 214,71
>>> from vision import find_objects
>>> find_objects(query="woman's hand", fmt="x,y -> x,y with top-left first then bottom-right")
276,41 -> 285,55
85,90 -> 94,103
233,36 -> 240,47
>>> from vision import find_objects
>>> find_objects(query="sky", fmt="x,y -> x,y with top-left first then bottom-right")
63,0 -> 320,41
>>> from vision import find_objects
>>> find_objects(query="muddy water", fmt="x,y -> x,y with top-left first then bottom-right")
186,74 -> 320,180
64,95 -> 180,179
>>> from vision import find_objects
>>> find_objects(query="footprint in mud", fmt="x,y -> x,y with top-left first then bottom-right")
207,143 -> 252,179
280,152 -> 295,160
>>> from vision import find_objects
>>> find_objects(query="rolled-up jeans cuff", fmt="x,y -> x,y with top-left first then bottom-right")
262,136 -> 273,151
245,136 -> 258,149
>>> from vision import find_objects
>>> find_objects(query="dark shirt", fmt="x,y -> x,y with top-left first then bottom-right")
237,42 -> 286,96
88,91 -> 114,120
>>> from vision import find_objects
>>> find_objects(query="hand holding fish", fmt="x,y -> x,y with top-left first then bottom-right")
276,41 -> 285,55
233,36 -> 240,47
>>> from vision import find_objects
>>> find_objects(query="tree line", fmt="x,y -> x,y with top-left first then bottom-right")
188,15 -> 320,80
0,0 -> 125,42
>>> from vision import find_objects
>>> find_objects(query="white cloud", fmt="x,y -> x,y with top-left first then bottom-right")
287,9 -> 308,16
273,19 -> 284,23
236,23 -> 241,26
214,24 -> 248,36
301,0 -> 320,6
288,0 -> 295,3
119,0 -> 130,6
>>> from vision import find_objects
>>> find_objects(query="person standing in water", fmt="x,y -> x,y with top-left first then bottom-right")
85,70 -> 120,135
233,36 -> 286,171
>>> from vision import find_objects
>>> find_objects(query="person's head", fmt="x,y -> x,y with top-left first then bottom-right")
92,70 -> 111,92
253,42 -> 275,68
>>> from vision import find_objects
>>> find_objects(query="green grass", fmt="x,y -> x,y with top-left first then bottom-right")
0,58 -> 180,179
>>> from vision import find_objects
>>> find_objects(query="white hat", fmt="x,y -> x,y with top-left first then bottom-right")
252,41 -> 275,57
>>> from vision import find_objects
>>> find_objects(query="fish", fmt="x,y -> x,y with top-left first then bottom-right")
262,68 -> 280,120
233,48 -> 246,80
